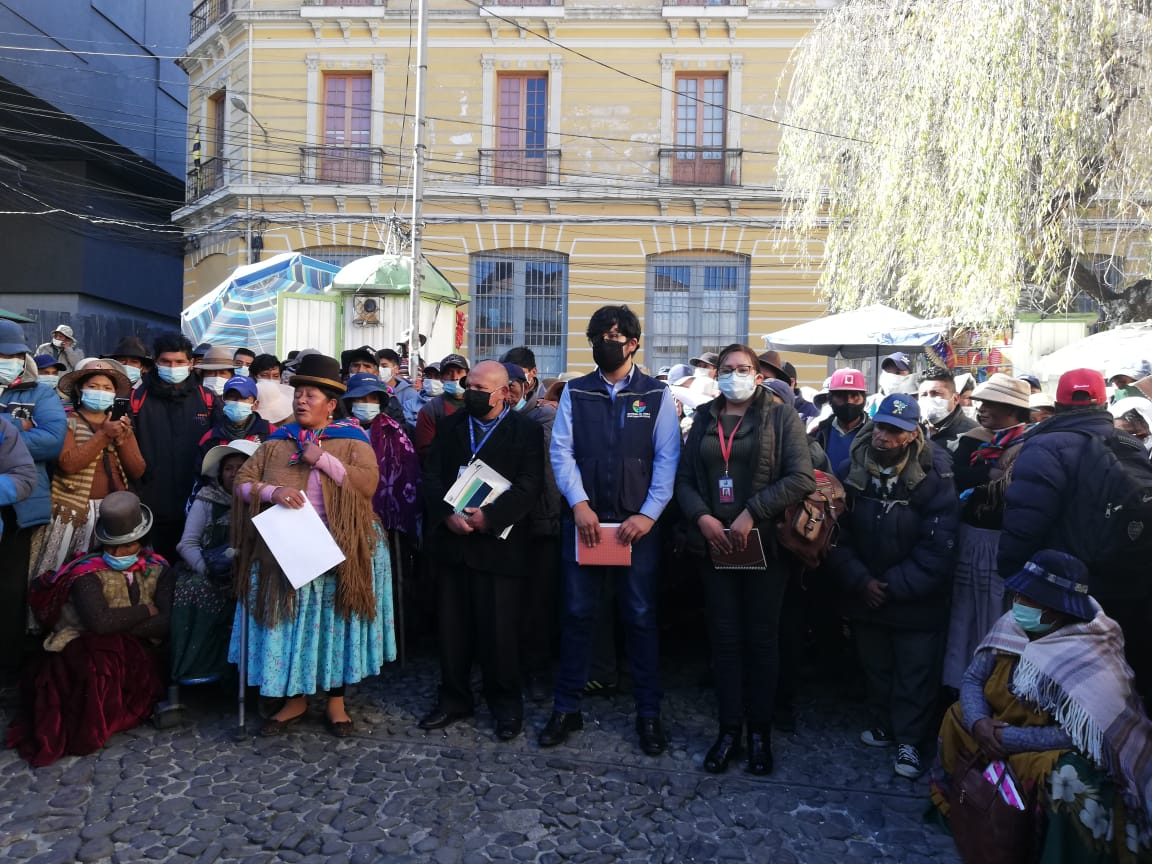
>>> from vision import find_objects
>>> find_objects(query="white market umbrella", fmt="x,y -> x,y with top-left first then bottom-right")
763,304 -> 945,357
1032,321 -> 1152,384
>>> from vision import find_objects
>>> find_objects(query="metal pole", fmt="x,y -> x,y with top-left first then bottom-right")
235,601 -> 248,740
407,0 -> 429,381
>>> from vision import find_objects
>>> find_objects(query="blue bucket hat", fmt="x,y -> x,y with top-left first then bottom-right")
1003,550 -> 1095,621
0,320 -> 30,356
873,393 -> 920,431
34,353 -> 66,373
342,372 -> 388,404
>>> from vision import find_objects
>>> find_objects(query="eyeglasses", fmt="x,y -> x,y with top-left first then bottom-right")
719,365 -> 755,376
591,331 -> 629,344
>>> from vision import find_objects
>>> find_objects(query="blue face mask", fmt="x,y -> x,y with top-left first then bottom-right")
442,380 -> 464,397
223,401 -> 254,423
157,365 -> 190,384
233,365 -> 250,378
39,375 -> 60,389
80,389 -> 116,412
0,358 -> 23,385
513,397 -> 527,412
123,366 -> 141,384
351,403 -> 381,423
1012,601 -> 1057,635
103,551 -> 138,571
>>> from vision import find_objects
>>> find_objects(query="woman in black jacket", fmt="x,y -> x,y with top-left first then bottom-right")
675,344 -> 815,775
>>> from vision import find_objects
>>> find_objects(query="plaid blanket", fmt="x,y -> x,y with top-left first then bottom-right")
978,603 -> 1152,826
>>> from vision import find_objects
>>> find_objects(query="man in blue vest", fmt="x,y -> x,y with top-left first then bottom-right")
539,305 -> 681,755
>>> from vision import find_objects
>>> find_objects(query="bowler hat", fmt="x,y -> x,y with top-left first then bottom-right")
1003,550 -> 1095,622
103,336 -> 151,363
93,491 -> 153,545
289,353 -> 346,394
341,346 -> 378,374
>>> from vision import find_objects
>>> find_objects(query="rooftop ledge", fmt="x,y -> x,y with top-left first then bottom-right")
662,5 -> 749,16
478,5 -> 566,17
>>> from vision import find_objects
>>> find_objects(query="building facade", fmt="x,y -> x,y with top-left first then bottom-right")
175,0 -> 834,380
0,1 -> 188,352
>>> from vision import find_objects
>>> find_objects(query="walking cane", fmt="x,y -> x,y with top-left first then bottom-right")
389,529 -> 406,669
235,600 -> 248,740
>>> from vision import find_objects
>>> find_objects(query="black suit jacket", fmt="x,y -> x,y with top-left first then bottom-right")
423,408 -> 544,575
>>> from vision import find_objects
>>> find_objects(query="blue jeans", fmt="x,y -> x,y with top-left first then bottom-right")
553,520 -> 662,717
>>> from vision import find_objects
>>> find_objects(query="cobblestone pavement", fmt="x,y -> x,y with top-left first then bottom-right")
0,654 -> 961,864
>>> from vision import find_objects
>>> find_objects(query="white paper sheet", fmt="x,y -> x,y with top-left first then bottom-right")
442,458 -> 515,539
251,495 -> 346,589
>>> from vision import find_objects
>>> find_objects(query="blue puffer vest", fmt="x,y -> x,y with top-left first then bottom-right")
567,368 -> 666,520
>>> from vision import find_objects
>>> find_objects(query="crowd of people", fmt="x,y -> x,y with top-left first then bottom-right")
0,309 -> 1149,861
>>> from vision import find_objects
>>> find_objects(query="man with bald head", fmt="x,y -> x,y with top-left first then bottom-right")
419,359 -> 546,741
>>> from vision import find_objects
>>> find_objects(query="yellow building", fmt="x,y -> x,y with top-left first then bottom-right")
175,0 -> 832,380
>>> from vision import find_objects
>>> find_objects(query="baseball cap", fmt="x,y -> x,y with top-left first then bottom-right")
689,352 -> 719,369
762,379 -> 794,404
828,368 -> 867,393
1105,359 -> 1151,383
1055,368 -> 1107,406
881,352 -> 911,373
1017,374 -> 1041,390
502,362 -> 527,384
656,366 -> 672,379
873,394 -> 920,431
440,353 -> 470,372
223,376 -> 258,400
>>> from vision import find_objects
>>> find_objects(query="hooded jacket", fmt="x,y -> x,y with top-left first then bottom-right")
830,425 -> 960,629
0,356 -> 67,528
0,415 -> 36,538
34,340 -> 83,373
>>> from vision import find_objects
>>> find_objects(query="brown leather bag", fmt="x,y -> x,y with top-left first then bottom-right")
948,746 -> 1037,864
774,469 -> 847,570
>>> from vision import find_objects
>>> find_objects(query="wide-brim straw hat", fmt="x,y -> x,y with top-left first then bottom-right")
58,359 -> 132,400
201,439 -> 260,479
288,353 -> 346,394
971,373 -> 1030,410
93,491 -> 153,545
256,380 -> 295,424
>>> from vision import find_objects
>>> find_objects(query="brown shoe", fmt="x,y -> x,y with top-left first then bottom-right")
259,711 -> 305,736
325,716 -> 354,738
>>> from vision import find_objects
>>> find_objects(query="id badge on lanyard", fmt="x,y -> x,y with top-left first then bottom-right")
717,415 -> 743,505
718,476 -> 734,504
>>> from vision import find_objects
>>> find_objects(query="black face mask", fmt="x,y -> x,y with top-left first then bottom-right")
463,389 -> 496,419
832,401 -> 865,425
592,339 -> 630,373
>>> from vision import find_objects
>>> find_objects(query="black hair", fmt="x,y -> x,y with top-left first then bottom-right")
318,386 -> 349,419
501,346 -> 537,369
250,354 -> 280,377
919,366 -> 954,385
586,305 -> 641,342
376,348 -> 401,365
234,348 -> 256,361
152,332 -> 194,361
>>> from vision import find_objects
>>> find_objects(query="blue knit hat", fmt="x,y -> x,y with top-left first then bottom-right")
1003,550 -> 1095,621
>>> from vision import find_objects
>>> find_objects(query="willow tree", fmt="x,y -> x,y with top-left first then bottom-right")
777,0 -> 1152,325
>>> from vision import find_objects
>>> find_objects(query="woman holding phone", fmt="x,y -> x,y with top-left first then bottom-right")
675,343 -> 815,776
29,359 -> 145,579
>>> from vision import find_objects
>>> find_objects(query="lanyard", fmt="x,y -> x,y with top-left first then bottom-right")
468,409 -> 507,463
717,414 -> 743,477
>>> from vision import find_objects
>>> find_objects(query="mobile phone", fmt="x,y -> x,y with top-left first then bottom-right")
110,397 -> 131,422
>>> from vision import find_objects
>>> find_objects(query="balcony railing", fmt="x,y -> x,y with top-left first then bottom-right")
478,149 -> 561,186
190,0 -> 229,42
484,0 -> 563,5
186,157 -> 227,203
658,147 -> 742,186
302,0 -> 384,5
663,0 -> 747,5
300,146 -> 385,184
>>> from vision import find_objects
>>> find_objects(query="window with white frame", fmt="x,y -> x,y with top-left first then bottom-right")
644,252 -> 750,371
470,251 -> 567,377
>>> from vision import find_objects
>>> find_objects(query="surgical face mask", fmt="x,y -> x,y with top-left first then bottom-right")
203,376 -> 227,396
463,389 -> 496,419
0,358 -> 23,385
157,365 -> 190,385
351,402 -> 381,423
1011,601 -> 1057,635
123,366 -> 141,384
717,371 -> 759,403
918,395 -> 953,425
693,367 -> 712,379
233,365 -> 250,378
80,389 -> 116,412
831,401 -> 865,425
591,339 -> 629,374
51,338 -> 63,348
423,379 -> 444,397
442,379 -> 464,398
39,375 -> 59,389
102,551 -> 138,571
513,397 -> 527,412
378,367 -> 394,385
223,401 -> 254,424
879,371 -> 918,396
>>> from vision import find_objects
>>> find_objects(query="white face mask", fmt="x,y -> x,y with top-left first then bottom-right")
880,371 -> 918,396
717,371 -> 759,403
378,367 -> 394,385
423,379 -> 444,397
203,376 -> 227,396
51,338 -> 63,348
693,367 -> 712,379
918,395 -> 953,424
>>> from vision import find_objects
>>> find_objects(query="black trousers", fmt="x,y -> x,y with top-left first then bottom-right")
149,518 -> 185,567
519,535 -> 560,678
436,562 -> 522,722
0,507 -> 33,671
853,621 -> 943,749
1097,593 -> 1152,712
701,556 -> 789,727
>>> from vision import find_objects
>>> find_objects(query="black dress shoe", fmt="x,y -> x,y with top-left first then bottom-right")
746,726 -> 774,775
636,716 -> 668,756
417,706 -> 473,730
537,711 -> 583,747
703,727 -> 742,774
495,717 -> 523,741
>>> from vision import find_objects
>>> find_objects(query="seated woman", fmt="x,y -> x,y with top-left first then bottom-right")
931,550 -> 1152,862
7,492 -> 173,766
171,440 -> 258,684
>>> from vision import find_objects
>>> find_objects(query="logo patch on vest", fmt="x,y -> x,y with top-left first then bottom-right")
627,399 -> 650,419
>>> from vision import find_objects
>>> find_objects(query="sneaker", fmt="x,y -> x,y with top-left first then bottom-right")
859,727 -> 894,748
894,744 -> 923,779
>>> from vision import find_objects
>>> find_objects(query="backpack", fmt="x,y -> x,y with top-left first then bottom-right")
775,469 -> 848,570
1067,430 -> 1152,589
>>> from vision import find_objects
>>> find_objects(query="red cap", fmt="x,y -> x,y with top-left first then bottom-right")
828,367 -> 867,393
1055,368 -> 1106,406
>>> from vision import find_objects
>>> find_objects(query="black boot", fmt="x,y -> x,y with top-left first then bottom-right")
746,725 -> 773,776
703,726 -> 742,774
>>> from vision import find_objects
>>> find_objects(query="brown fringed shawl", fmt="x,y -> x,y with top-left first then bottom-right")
231,437 -> 381,626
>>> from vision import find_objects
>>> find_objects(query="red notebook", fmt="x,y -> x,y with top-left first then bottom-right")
575,523 -> 633,566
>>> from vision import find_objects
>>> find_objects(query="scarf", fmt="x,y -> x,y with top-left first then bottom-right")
978,607 -> 1152,826
269,418 -> 367,465
368,414 -> 422,535
970,423 -> 1027,466
29,549 -> 168,630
